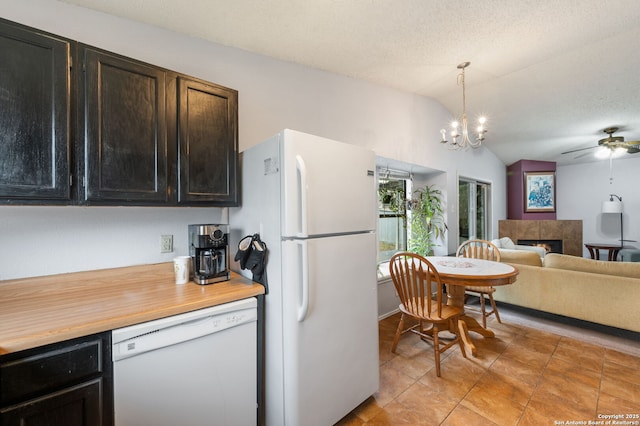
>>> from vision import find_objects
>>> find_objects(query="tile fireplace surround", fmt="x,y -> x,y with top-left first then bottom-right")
498,220 -> 583,256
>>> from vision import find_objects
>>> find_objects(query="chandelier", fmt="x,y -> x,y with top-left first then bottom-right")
439,62 -> 487,149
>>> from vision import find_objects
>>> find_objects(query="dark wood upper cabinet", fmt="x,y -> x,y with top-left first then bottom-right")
176,77 -> 238,205
0,18 -> 239,207
0,20 -> 72,203
79,46 -> 169,204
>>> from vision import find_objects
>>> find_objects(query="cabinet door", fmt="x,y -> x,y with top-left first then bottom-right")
0,332 -> 112,426
177,77 -> 238,205
80,46 -> 168,204
0,379 -> 102,426
0,20 -> 71,203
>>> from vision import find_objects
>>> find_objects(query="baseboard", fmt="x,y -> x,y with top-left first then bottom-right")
378,308 -> 400,321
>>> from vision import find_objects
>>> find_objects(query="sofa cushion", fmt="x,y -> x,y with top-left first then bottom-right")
515,244 -> 546,258
544,253 -> 640,279
498,249 -> 543,266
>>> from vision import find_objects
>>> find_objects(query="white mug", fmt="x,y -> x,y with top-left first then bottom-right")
173,256 -> 191,284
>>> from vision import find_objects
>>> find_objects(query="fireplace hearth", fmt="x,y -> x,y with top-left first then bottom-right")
518,239 -> 563,254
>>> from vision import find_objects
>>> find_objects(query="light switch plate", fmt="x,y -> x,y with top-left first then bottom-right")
160,235 -> 173,253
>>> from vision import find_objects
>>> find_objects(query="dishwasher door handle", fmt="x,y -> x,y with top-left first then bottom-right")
112,306 -> 257,362
114,316 -> 211,361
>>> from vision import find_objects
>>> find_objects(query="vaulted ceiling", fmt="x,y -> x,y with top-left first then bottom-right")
62,0 -> 640,165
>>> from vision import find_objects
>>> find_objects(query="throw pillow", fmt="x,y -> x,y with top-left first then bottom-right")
500,237 -> 516,250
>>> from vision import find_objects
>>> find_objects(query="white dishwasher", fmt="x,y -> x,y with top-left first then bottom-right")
112,297 -> 257,426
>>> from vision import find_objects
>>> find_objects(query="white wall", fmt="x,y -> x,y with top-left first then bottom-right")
557,155 -> 640,257
0,0 -> 507,280
0,206 -> 226,280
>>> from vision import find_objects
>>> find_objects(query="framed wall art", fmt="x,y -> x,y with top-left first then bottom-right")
524,171 -> 556,212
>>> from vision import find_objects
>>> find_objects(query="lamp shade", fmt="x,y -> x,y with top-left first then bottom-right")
602,200 -> 623,213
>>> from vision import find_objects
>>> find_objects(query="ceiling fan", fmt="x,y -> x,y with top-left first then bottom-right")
562,127 -> 640,157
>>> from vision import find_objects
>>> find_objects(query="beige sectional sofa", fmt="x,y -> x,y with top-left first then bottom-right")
493,251 -> 640,333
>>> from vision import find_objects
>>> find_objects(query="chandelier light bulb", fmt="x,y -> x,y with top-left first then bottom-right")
440,129 -> 447,143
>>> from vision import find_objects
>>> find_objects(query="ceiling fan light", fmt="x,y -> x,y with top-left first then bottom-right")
612,147 -> 626,158
594,147 -> 610,159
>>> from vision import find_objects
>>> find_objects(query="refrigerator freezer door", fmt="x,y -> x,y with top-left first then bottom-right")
280,129 -> 376,238
281,232 -> 379,426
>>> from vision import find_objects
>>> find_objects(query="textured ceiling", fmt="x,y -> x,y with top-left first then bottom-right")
61,0 -> 640,165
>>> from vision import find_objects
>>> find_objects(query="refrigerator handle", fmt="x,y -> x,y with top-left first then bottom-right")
297,240 -> 309,322
295,154 -> 308,238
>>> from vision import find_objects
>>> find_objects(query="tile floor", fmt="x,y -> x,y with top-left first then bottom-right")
336,304 -> 640,426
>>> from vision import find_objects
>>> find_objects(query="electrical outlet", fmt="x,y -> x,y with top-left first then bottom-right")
160,235 -> 173,253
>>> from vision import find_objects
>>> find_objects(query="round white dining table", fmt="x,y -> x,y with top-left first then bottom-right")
426,256 -> 519,356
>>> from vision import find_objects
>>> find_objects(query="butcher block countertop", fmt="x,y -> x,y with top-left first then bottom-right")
0,263 -> 264,355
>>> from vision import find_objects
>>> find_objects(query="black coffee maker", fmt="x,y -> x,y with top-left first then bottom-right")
188,224 -> 230,285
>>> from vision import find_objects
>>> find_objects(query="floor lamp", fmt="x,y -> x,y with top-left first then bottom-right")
602,194 -> 623,246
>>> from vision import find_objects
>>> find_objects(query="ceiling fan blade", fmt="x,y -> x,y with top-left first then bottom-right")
561,145 -> 596,155
627,147 -> 640,154
573,151 -> 594,159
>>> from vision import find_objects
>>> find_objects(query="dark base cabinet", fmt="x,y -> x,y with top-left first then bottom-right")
0,333 -> 113,426
0,380 -> 102,426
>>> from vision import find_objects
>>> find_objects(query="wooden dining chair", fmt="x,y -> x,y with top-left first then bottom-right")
456,239 -> 502,328
389,252 -> 467,377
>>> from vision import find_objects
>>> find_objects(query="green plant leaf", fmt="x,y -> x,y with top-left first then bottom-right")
408,184 -> 447,256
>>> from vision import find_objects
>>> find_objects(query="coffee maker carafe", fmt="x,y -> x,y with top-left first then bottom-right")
188,224 -> 230,285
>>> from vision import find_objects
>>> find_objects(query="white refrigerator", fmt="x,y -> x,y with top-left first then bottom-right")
230,129 -> 379,426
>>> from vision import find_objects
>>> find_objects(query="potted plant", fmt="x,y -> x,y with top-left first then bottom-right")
378,182 -> 407,217
409,184 -> 447,256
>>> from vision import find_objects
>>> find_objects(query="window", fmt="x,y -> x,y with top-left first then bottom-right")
376,164 -> 445,277
458,177 -> 491,245
377,173 -> 412,265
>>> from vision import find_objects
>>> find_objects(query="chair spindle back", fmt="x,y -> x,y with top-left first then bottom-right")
390,252 -> 445,319
456,239 -> 501,261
